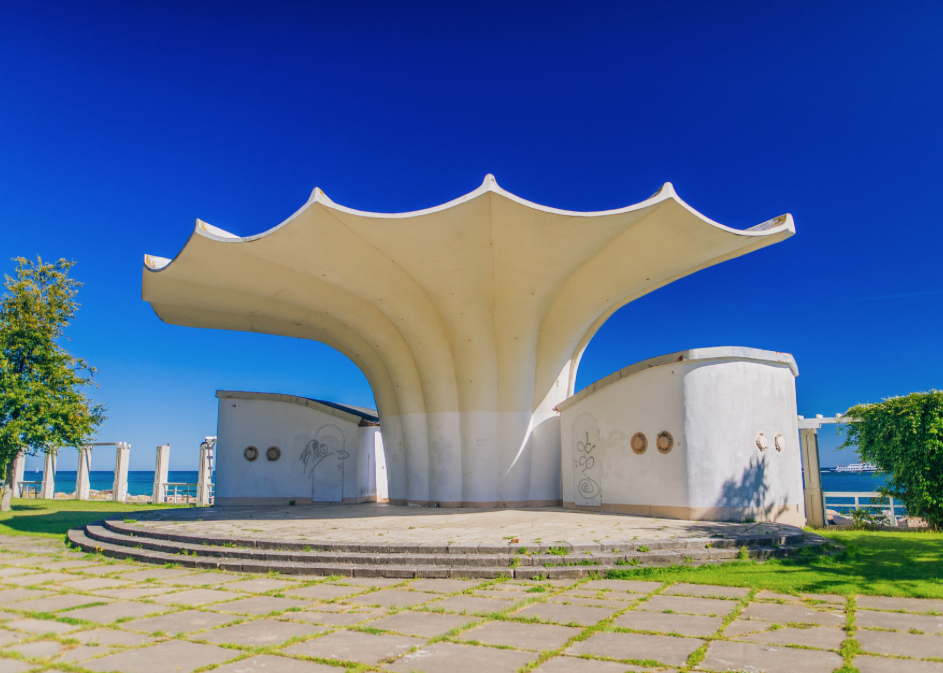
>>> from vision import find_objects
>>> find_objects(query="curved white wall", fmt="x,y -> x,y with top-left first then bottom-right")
215,391 -> 379,506
558,348 -> 804,525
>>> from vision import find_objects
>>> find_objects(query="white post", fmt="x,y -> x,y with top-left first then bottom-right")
887,496 -> 897,526
152,444 -> 170,504
10,451 -> 26,498
75,446 -> 92,501
799,428 -> 826,527
40,451 -> 56,499
113,442 -> 130,503
196,437 -> 215,507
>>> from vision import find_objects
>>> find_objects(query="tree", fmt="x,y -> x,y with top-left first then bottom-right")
0,257 -> 105,511
840,391 -> 943,530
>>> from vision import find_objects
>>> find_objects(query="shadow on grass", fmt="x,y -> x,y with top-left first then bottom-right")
607,531 -> 943,598
0,500 -> 186,537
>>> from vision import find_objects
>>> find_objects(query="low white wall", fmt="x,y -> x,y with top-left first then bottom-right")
558,347 -> 803,526
215,391 -> 379,506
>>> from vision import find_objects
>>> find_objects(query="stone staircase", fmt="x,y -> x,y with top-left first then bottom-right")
68,518 -> 829,580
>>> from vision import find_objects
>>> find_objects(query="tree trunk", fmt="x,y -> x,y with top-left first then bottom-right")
1,456 -> 15,512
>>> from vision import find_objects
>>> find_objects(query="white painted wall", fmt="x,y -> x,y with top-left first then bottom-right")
215,391 -> 379,505
559,347 -> 803,525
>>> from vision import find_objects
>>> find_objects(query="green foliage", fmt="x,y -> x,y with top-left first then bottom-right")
849,507 -> 888,531
0,257 -> 105,500
841,391 -> 943,529
0,499 -> 185,537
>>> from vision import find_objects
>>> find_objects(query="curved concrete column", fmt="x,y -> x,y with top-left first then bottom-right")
142,176 -> 794,506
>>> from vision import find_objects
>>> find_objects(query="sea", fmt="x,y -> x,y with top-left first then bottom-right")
21,468 -> 889,500
22,470 -> 202,496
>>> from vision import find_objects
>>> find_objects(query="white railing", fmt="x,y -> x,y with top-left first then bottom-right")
162,482 -> 197,503
823,491 -> 906,525
16,482 -> 42,499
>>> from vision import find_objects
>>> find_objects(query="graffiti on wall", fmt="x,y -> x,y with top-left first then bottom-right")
572,413 -> 601,507
301,425 -> 348,502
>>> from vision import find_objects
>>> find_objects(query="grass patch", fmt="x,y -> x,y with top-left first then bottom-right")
0,498 -> 187,538
607,530 -> 943,598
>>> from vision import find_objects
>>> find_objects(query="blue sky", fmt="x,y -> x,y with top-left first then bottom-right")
2,2 -> 941,471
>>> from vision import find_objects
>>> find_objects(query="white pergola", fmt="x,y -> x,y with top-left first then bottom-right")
142,176 -> 794,507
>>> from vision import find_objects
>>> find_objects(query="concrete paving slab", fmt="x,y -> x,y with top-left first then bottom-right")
5,639 -> 65,658
740,626 -> 847,650
0,589 -> 53,606
515,602 -> 615,626
285,584 -> 364,601
580,580 -> 663,593
615,609 -> 723,637
124,610 -> 239,634
217,596 -> 311,615
197,619 -> 326,646
857,629 -> 943,658
0,569 -> 36,578
472,589 -> 529,601
220,578 -> 299,594
369,611 -> 479,637
290,610 -> 385,626
56,644 -> 110,663
858,611 -> 943,635
700,639 -> 843,672
151,589 -> 246,606
89,587 -> 171,600
409,579 -> 481,593
566,631 -> 703,667
2,572 -> 76,586
61,577 -> 134,591
637,595 -> 738,617
283,629 -> 423,665
855,655 -> 943,672
119,568 -> 196,582
66,601 -> 171,624
6,618 -> 79,634
429,594 -> 516,615
349,589 -> 438,609
533,655 -> 648,672
0,656 -> 31,673
83,639 -> 236,673
70,565 -> 134,577
9,593 -> 109,613
0,631 -> 25,646
159,572 -> 244,587
72,629 -> 158,647
335,578 -> 406,588
801,593 -> 845,605
547,595 -> 628,609
462,620 -> 580,650
739,602 -> 845,626
383,641 -> 536,673
210,654 -> 339,673
857,596 -> 943,614
756,590 -> 804,604
664,583 -> 750,599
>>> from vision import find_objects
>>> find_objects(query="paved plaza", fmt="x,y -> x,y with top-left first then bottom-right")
0,534 -> 940,672
128,504 -> 795,544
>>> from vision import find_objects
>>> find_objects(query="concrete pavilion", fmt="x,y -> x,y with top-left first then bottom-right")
142,176 -> 795,511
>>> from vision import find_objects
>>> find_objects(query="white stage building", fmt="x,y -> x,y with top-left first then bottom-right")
143,176 -> 803,523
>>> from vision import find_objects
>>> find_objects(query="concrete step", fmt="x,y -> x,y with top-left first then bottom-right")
69,519 -> 829,581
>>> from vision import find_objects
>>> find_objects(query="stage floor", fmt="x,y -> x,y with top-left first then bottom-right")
137,503 -> 797,544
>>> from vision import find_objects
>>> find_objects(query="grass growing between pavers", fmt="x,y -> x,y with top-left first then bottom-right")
0,498 -> 187,538
607,530 -> 943,598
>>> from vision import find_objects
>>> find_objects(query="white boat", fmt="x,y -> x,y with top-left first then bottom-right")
835,462 -> 878,473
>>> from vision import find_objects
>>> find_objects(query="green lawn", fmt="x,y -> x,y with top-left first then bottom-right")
607,529 -> 943,598
0,498 -> 186,538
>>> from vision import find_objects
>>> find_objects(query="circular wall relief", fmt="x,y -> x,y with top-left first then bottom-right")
656,431 -> 674,454
756,432 -> 768,452
630,432 -> 648,455
266,446 -> 282,461
244,446 -> 259,462
774,433 -> 785,452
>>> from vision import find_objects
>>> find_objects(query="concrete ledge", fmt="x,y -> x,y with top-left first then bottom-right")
563,502 -> 803,527
388,499 -> 563,508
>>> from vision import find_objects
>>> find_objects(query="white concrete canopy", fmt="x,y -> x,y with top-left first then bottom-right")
142,176 -> 794,507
